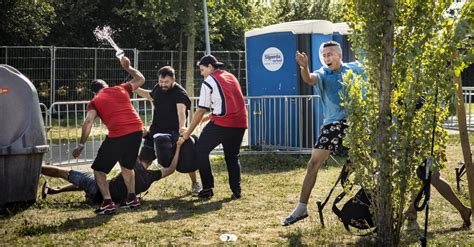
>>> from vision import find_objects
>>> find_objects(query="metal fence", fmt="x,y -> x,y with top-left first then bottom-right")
444,87 -> 474,131
0,46 -> 246,106
43,95 -> 320,166
39,90 -> 474,166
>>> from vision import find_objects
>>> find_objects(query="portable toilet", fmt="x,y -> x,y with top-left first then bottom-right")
332,22 -> 355,63
245,20 -> 335,150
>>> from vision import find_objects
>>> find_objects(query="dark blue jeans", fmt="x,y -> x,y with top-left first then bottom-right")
196,121 -> 245,194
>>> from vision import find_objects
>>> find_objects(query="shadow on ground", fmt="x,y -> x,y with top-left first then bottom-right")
139,195 -> 234,223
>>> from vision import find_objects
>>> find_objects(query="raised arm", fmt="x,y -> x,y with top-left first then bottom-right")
296,51 -> 317,85
160,143 -> 182,178
72,109 -> 97,158
120,56 -> 145,91
135,87 -> 153,101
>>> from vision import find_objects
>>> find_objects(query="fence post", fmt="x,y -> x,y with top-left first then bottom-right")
50,46 -> 56,104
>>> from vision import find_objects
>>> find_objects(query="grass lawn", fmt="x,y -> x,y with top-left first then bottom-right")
1,142 -> 473,245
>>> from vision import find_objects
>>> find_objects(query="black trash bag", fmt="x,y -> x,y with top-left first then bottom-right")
332,188 -> 375,233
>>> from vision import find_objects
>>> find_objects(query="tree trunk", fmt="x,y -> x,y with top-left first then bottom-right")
454,51 -> 474,222
376,0 -> 395,245
185,0 -> 196,98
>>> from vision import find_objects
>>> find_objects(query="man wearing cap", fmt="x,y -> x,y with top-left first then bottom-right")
282,41 -> 365,226
72,56 -> 145,215
134,66 -> 202,193
179,54 -> 247,199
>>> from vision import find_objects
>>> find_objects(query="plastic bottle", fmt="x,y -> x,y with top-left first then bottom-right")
219,233 -> 237,242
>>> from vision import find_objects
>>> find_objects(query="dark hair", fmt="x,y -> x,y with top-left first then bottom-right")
322,40 -> 341,48
158,66 -> 175,78
90,79 -> 108,93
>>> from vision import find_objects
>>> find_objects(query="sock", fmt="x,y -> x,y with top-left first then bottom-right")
127,193 -> 136,201
103,198 -> 112,205
292,202 -> 308,217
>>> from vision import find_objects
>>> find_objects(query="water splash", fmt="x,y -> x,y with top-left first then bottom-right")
93,26 -> 124,59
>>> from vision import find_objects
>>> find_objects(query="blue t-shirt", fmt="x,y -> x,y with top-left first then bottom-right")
313,62 -> 364,125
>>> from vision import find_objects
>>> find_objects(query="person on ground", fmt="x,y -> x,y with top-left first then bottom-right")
72,56 -> 145,215
178,54 -> 248,200
41,143 -> 183,208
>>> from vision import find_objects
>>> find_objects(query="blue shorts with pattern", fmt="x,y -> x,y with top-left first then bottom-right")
68,170 -> 100,202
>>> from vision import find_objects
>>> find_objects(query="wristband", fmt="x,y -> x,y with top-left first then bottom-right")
78,143 -> 84,148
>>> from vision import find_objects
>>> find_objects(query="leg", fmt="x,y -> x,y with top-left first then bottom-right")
222,128 -> 245,197
196,122 -> 225,191
121,166 -> 136,194
94,170 -> 111,199
189,171 -> 202,193
431,171 -> 471,226
41,165 -> 70,181
299,148 -> 331,204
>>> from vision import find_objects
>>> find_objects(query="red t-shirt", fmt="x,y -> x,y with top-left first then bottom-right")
87,82 -> 143,138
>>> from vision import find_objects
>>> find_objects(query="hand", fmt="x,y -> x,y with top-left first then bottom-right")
120,56 -> 131,69
177,132 -> 190,145
179,127 -> 187,135
296,51 -> 309,68
72,146 -> 84,158
142,128 -> 149,138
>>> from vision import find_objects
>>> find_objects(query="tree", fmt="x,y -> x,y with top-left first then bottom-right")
344,0 -> 472,245
0,0 -> 56,45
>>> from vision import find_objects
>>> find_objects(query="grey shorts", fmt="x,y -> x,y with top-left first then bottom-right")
68,170 -> 100,202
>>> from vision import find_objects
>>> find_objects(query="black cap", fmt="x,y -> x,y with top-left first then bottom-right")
198,54 -> 224,68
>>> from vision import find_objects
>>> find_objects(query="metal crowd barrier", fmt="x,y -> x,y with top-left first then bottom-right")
42,95 -> 323,166
444,87 -> 474,131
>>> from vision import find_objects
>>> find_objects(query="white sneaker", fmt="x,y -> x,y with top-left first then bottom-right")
192,182 -> 202,193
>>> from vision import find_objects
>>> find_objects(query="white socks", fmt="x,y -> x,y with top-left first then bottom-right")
291,202 -> 308,217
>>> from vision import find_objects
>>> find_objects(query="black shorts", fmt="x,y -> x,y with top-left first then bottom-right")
314,120 -> 348,154
92,131 -> 143,173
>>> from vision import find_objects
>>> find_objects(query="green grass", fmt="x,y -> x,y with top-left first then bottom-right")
1,146 -> 473,245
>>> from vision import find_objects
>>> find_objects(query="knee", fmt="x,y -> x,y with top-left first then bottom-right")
307,158 -> 324,173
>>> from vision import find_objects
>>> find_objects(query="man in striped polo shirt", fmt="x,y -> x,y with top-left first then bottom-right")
179,54 -> 248,199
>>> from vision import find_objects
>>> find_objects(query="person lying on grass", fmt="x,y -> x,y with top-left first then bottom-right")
40,142 -> 182,214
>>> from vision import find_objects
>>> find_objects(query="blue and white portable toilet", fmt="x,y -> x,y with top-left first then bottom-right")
245,20 -> 337,150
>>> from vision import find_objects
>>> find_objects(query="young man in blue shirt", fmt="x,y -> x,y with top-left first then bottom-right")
282,41 -> 364,226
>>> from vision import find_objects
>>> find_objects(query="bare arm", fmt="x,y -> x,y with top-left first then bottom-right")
296,51 -> 317,85
177,103 -> 187,133
160,143 -> 182,178
135,88 -> 153,101
72,110 -> 97,158
179,107 -> 207,143
120,56 -> 145,91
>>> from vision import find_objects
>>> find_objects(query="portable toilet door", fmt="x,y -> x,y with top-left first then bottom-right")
245,20 -> 333,150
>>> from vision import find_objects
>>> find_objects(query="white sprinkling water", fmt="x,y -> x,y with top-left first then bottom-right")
93,26 -> 124,59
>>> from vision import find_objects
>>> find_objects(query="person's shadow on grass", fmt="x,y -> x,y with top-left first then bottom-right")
139,196 -> 234,223
16,214 -> 113,237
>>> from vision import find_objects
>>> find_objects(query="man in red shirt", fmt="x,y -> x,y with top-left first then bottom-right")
72,56 -> 145,215
179,54 -> 247,199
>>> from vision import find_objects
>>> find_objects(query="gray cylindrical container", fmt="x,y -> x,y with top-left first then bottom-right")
0,64 -> 49,210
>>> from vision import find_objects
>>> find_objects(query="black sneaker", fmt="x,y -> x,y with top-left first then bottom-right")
120,197 -> 141,209
198,188 -> 213,199
94,201 -> 116,215
231,192 -> 241,199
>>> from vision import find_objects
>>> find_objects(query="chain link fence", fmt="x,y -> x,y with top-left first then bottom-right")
1,46 -> 246,106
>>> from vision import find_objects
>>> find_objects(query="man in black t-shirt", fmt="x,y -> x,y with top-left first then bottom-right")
135,66 -> 202,193
40,143 -> 183,204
